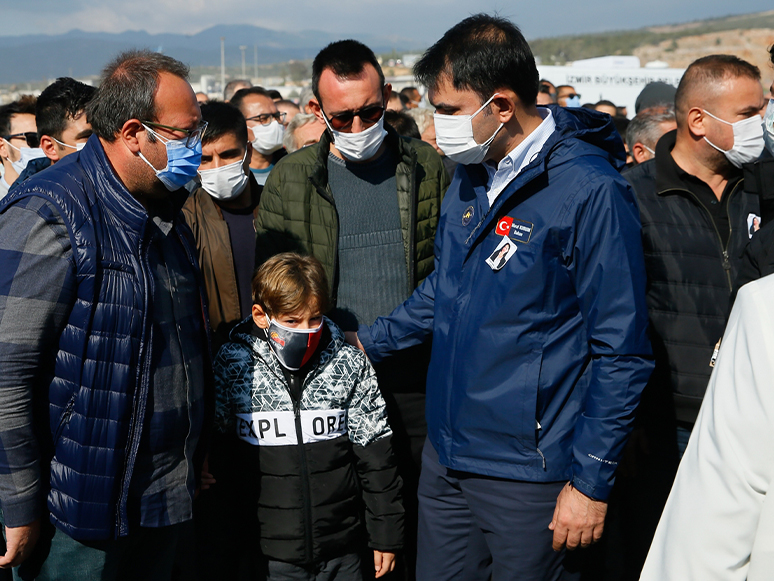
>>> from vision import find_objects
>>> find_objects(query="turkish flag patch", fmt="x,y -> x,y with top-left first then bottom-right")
495,216 -> 513,236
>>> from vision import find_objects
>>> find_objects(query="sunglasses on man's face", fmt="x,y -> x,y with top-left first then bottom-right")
322,104 -> 385,131
3,132 -> 39,148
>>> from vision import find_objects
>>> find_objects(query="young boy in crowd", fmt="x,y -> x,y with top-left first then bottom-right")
212,252 -> 403,580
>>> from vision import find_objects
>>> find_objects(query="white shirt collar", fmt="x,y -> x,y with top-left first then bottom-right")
485,107 -> 556,207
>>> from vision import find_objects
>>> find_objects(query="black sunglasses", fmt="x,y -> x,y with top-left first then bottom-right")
322,104 -> 385,131
3,131 -> 39,148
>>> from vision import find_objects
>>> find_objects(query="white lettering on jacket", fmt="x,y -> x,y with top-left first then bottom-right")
235,410 -> 347,446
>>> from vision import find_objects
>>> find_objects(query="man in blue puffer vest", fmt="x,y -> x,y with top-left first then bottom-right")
353,14 -> 655,580
0,50 -> 213,580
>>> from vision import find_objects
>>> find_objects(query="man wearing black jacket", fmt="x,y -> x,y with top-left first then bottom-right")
610,54 -> 764,579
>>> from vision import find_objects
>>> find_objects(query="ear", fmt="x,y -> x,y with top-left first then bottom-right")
119,119 -> 144,154
308,97 -> 325,125
632,143 -> 649,164
686,107 -> 707,138
491,91 -> 516,124
383,83 -> 393,104
0,138 -> 10,161
39,136 -> 61,162
252,303 -> 269,329
244,144 -> 253,168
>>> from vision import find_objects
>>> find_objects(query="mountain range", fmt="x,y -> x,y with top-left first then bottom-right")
0,25 -> 420,85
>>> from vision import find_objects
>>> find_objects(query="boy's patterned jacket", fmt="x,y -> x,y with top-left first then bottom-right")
213,316 -> 404,566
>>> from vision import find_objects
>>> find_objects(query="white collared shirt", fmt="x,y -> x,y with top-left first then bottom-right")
485,107 -> 556,207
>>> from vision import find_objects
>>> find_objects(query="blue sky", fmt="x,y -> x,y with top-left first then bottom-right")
2,1 -> 773,42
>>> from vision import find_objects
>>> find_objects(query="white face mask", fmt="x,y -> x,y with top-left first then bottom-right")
434,94 -> 504,165
52,136 -> 86,151
323,114 -> 387,162
703,109 -> 764,168
5,143 -> 47,175
251,120 -> 285,155
198,150 -> 249,201
762,99 -> 774,156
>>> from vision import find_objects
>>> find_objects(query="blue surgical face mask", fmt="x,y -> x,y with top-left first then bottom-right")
565,96 -> 581,108
138,123 -> 202,191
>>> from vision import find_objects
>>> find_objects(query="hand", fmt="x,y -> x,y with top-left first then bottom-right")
0,519 -> 40,568
548,482 -> 607,551
344,331 -> 365,353
374,550 -> 396,578
194,455 -> 216,500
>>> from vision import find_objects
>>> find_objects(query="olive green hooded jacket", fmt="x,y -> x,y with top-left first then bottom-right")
255,126 -> 449,304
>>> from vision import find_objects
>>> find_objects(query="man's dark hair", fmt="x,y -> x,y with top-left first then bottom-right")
400,86 -> 419,100
414,14 -> 539,107
0,95 -> 37,137
200,101 -> 248,146
595,99 -> 617,109
36,78 -> 96,140
384,110 -> 420,139
675,54 -> 760,126
769,44 -> 774,66
311,40 -> 385,105
86,50 -> 189,142
230,86 -> 272,111
267,89 -> 283,101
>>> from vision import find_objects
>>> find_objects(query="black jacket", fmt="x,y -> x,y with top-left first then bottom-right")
212,318 -> 403,566
624,132 -> 759,423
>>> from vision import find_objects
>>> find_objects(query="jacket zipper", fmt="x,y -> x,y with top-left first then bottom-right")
660,182 -> 742,292
115,233 -> 153,537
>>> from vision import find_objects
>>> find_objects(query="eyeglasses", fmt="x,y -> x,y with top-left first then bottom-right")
245,112 -> 287,126
321,104 -> 385,131
3,132 -> 39,148
561,93 -> 581,100
141,120 -> 208,148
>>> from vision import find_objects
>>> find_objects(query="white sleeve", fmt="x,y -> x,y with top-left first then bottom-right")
640,274 -> 774,581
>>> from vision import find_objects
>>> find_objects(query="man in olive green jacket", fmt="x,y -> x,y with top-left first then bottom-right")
254,40 -> 449,581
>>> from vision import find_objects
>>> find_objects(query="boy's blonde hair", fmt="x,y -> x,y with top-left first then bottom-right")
252,253 -> 331,317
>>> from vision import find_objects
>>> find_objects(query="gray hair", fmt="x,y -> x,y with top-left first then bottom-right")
406,107 -> 434,136
224,79 -> 252,102
283,113 -> 318,153
626,106 -> 676,152
86,50 -> 189,142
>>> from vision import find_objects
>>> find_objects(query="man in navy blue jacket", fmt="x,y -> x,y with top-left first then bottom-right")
354,14 -> 654,580
0,51 -> 211,580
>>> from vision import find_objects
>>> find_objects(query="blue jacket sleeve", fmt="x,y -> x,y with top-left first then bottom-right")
565,172 -> 654,501
358,270 -> 436,364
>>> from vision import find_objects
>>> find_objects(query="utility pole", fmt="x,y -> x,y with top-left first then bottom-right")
220,37 -> 226,93
254,44 -> 258,79
240,45 -> 247,79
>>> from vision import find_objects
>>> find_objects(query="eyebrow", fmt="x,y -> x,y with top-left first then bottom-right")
75,129 -> 93,140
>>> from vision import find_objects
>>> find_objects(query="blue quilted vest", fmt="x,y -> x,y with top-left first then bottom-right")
0,136 -> 207,540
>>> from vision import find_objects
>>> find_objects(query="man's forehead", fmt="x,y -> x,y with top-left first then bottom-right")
427,78 -> 480,108
202,132 -> 244,154
154,73 -> 201,127
242,94 -> 277,114
10,113 -> 36,131
318,66 -> 382,103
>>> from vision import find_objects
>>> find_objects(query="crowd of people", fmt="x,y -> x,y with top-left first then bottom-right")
0,11 -> 773,581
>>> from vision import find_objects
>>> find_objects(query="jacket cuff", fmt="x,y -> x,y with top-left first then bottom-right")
358,324 -> 381,364
571,475 -> 611,502
0,495 -> 42,528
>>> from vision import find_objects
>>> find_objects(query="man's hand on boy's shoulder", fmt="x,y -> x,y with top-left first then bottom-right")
374,550 -> 396,578
344,331 -> 366,354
